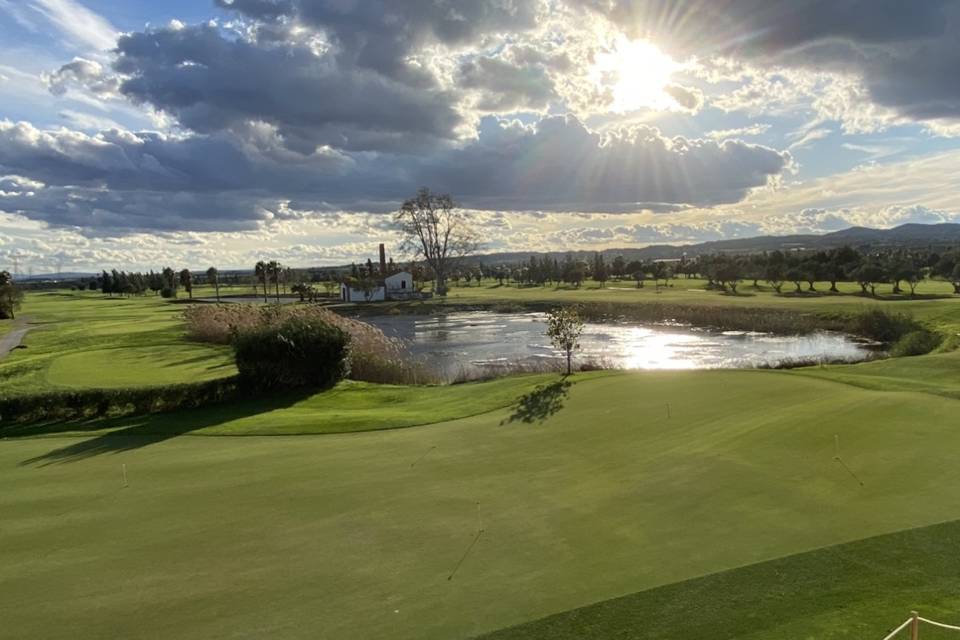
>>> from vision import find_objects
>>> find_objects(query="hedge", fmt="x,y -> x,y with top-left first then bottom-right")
0,377 -> 240,427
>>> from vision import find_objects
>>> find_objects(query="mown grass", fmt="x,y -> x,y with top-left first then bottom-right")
1,373 -> 584,438
481,518 -> 960,640
4,370 -> 960,639
430,277 -> 960,335
0,291 -> 234,397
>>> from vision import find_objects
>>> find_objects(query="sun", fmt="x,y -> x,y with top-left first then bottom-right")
592,37 -> 683,113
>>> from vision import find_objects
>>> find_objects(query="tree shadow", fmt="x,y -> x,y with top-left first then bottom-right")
16,388 -> 317,467
501,378 -> 573,426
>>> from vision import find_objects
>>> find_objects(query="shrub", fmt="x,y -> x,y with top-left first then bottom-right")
846,308 -> 922,344
183,304 -> 435,384
0,378 -> 239,427
232,317 -> 349,390
890,330 -> 942,357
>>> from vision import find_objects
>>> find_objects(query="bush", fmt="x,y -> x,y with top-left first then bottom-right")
846,308 -> 921,344
890,330 -> 942,357
184,304 -> 435,384
0,378 -> 239,426
232,317 -> 349,390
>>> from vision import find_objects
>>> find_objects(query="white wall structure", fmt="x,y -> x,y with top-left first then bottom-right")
340,282 -> 385,302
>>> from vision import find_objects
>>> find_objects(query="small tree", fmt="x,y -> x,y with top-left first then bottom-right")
546,307 -> 584,376
254,261 -> 269,303
179,269 -> 193,299
206,267 -> 220,302
0,270 -> 24,320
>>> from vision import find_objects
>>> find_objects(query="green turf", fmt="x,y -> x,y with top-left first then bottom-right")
481,518 -> 960,640
2,373 -> 583,438
438,277 -> 960,334
5,370 -> 960,639
0,291 -> 235,396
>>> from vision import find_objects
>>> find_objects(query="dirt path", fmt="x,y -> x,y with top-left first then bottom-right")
0,317 -> 31,360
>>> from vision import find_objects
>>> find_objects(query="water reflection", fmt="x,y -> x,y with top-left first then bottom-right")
362,311 -> 872,378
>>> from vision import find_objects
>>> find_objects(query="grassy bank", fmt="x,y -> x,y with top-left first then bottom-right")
1,373 -> 581,438
4,368 -> 960,638
0,291 -> 234,397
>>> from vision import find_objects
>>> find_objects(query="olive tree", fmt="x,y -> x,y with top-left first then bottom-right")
395,188 -> 478,296
546,307 -> 584,376
0,270 -> 24,320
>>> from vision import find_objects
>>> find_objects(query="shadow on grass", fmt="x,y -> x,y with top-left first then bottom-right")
501,378 -> 572,425
16,388 -> 317,467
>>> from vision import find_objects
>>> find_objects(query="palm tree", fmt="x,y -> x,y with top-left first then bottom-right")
267,260 -> 282,303
206,266 -> 220,302
254,261 -> 268,303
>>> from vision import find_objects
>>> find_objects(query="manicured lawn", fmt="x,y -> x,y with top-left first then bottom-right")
4,369 -> 960,639
438,277 -> 960,334
0,291 -> 235,396
2,373 -> 581,439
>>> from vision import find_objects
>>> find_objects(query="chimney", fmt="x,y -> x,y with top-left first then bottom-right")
379,243 -> 387,275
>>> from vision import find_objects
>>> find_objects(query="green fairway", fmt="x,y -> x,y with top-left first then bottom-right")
0,291 -> 235,396
4,369 -> 960,639
2,373 -> 579,439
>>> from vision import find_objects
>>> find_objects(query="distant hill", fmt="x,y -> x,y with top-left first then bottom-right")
469,223 -> 960,266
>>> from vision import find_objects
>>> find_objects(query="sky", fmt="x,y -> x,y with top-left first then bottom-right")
2,0 -> 960,273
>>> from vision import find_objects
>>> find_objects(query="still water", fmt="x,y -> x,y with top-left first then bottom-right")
363,311 -> 872,376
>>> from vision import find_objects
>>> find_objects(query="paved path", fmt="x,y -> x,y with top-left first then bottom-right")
0,317 -> 31,360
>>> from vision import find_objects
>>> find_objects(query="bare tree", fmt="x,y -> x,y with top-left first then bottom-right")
395,188 -> 479,296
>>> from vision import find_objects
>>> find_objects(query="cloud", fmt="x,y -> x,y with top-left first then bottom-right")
43,57 -> 120,97
663,84 -> 703,112
707,124 -> 771,140
419,116 -> 791,212
459,56 -> 557,112
0,115 -> 791,234
584,1 -> 960,132
113,22 -> 466,153
23,0 -> 118,53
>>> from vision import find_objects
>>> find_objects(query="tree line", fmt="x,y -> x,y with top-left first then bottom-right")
468,246 -> 960,297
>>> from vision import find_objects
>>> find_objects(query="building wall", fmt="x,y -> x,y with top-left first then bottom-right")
340,284 -> 385,302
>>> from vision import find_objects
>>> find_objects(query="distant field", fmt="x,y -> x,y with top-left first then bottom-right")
4,369 -> 960,639
439,277 -> 960,334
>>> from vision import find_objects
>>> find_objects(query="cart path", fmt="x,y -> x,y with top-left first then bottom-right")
0,317 -> 31,360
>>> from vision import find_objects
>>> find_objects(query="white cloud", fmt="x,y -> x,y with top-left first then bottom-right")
26,0 -> 118,53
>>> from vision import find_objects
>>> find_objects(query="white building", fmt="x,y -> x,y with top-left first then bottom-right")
340,271 -> 417,302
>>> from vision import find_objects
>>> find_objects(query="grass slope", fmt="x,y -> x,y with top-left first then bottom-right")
481,518 -> 960,640
4,370 -> 960,639
1,373 -> 581,439
0,291 -> 234,396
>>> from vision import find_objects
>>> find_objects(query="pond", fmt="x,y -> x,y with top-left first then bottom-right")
362,311 -> 874,378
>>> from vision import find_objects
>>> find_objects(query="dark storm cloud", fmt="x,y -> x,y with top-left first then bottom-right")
0,115 -> 789,233
217,0 -> 544,77
113,23 -> 464,153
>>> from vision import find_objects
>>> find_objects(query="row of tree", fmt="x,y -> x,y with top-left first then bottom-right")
475,247 -> 960,296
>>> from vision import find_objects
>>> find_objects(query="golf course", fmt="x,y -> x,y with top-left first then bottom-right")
3,284 -> 960,639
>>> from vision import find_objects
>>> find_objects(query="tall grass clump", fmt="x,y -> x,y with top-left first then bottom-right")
183,304 -> 436,384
